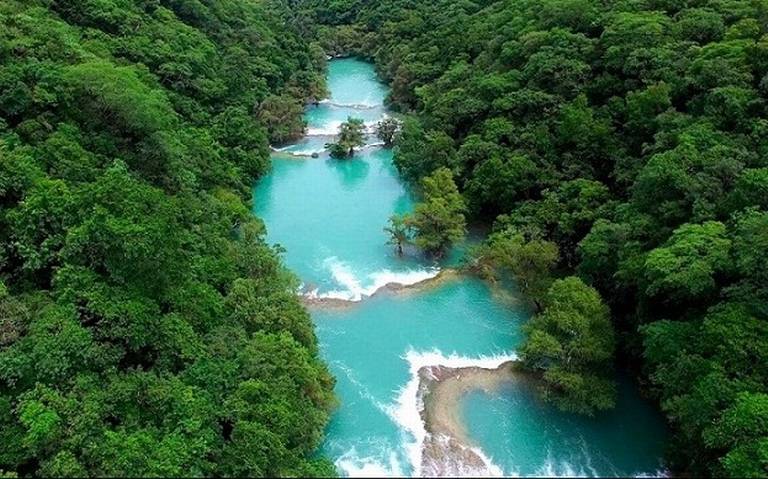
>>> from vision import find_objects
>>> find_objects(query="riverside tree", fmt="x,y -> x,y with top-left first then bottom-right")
384,214 -> 412,256
470,229 -> 559,310
405,167 -> 466,257
326,117 -> 366,158
520,277 -> 617,415
257,94 -> 308,145
375,117 -> 401,147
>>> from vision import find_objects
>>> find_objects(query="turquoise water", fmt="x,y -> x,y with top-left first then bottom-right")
462,378 -> 667,476
253,58 -> 668,477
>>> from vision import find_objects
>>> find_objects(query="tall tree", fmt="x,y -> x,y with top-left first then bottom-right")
326,117 -> 366,158
375,117 -> 400,147
405,167 -> 466,256
384,214 -> 411,256
521,277 -> 617,415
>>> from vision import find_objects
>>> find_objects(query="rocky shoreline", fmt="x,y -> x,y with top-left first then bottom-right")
418,361 -> 525,476
301,268 -> 461,309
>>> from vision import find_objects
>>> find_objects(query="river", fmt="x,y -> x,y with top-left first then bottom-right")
253,58 -> 668,477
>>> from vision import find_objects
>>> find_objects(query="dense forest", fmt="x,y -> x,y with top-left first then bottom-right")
294,0 -> 768,476
3,0 -> 767,476
0,0 -> 336,476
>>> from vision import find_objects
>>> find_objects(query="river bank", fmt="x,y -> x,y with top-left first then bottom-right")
419,361 -> 525,476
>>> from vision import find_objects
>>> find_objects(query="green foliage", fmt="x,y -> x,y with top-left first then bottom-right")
294,0 -> 768,474
521,277 -> 616,415
325,117 -> 366,158
731,209 -> 768,284
643,221 -> 731,302
0,0 -> 334,476
404,167 -> 466,256
393,119 -> 457,183
470,229 -> 558,307
258,95 -> 307,146
642,301 -> 768,476
384,214 -> 412,256
466,152 -> 539,216
375,117 -> 400,147
704,392 -> 768,477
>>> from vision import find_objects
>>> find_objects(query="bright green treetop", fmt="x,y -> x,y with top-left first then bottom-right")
405,167 -> 466,256
521,277 -> 616,416
326,117 -> 366,158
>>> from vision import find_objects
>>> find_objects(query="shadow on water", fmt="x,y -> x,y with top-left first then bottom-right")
327,155 -> 371,189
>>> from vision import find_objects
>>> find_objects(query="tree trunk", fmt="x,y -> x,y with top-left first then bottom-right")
533,298 -> 543,313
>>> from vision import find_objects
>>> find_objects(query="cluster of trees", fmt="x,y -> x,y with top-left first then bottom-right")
295,0 -> 768,475
0,1 -> 336,477
325,117 -> 365,158
385,168 -> 466,258
325,117 -> 400,158
470,226 -> 615,415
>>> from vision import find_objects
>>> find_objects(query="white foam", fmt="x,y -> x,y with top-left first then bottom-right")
306,124 -> 342,136
319,98 -> 381,109
389,349 -> 518,477
333,360 -> 392,416
332,347 -> 666,478
306,257 -> 440,302
634,468 -> 670,478
534,445 -> 621,478
306,119 -> 381,137
330,346 -> 668,478
536,456 -> 585,477
283,142 -> 385,158
336,448 -> 405,477
270,144 -> 293,152
287,149 -> 323,157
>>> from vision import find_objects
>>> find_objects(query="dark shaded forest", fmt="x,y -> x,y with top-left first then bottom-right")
293,0 -> 768,476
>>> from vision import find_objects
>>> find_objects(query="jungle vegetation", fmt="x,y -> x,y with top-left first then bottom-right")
294,0 -> 768,476
0,0 -> 335,476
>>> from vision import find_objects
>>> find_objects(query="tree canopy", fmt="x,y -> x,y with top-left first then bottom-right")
0,1 -> 334,476
404,167 -> 466,257
521,277 -> 616,415
326,117 -> 366,158
294,0 -> 768,474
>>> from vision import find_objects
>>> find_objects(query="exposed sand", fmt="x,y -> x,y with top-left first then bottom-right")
418,361 -> 528,476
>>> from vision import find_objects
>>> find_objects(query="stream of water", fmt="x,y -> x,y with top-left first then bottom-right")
253,58 -> 668,477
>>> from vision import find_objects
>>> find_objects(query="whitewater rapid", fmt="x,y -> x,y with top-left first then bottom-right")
327,349 -> 518,477
304,257 -> 441,302
393,350 -> 517,477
